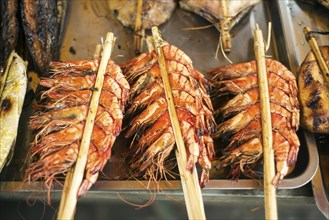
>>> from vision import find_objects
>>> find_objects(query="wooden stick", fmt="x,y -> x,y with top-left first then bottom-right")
134,0 -> 144,54
220,0 -> 231,52
57,169 -> 73,218
57,33 -> 115,220
253,24 -> 278,220
93,44 -> 102,59
58,44 -> 103,218
151,26 -> 206,220
146,36 -> 155,52
303,27 -> 329,87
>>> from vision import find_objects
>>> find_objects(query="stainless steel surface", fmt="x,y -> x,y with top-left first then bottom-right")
312,132 -> 329,218
276,0 -> 329,74
312,165 -> 329,219
0,191 -> 326,220
276,0 -> 329,218
0,0 -> 323,198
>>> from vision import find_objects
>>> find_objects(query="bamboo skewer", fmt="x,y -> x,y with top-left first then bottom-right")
134,0 -> 144,54
58,44 -> 103,218
220,0 -> 231,52
146,36 -> 155,52
57,33 -> 115,220
151,26 -> 206,220
303,27 -> 329,87
57,169 -> 73,218
93,44 -> 102,59
253,24 -> 278,220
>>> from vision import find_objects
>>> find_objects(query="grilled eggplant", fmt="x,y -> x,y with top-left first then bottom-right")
0,0 -> 19,67
20,0 -> 59,75
297,46 -> 329,133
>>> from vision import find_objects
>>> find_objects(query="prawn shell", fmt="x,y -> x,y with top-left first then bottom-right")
210,59 -> 300,183
122,44 -> 215,187
26,58 -> 129,198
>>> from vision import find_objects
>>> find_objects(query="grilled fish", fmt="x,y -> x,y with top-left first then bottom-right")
20,0 -> 59,75
180,0 -> 259,20
0,0 -> 19,67
0,52 -> 27,173
109,0 -> 176,53
109,0 -> 176,29
179,0 -> 260,52
297,46 -> 329,133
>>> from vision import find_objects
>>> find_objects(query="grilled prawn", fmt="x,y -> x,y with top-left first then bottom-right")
122,44 -> 216,187
26,59 -> 129,198
210,59 -> 300,185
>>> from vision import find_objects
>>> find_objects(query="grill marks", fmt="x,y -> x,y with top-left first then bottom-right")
21,0 -> 59,74
0,0 -> 19,66
297,46 -> 329,133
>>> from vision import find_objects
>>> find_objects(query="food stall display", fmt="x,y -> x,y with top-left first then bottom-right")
0,0 -> 328,219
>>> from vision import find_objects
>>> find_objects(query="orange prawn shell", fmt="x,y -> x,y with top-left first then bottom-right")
210,59 -> 300,184
122,44 -> 216,187
26,59 -> 129,199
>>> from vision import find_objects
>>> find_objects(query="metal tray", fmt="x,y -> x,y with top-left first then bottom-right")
0,0 -> 321,194
275,0 -> 329,218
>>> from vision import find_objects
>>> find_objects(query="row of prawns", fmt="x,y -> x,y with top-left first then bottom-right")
25,41 -> 300,200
